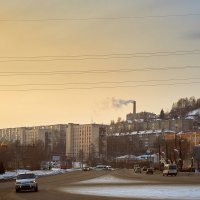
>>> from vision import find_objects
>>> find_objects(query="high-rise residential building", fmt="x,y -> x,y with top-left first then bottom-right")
0,124 -> 67,155
66,123 -> 107,161
0,127 -> 26,145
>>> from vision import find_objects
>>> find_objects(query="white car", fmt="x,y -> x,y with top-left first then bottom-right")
105,166 -> 113,171
163,164 -> 177,176
15,173 -> 38,193
95,165 -> 107,170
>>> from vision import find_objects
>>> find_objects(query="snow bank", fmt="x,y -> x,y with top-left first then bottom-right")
0,168 -> 78,181
73,175 -> 143,184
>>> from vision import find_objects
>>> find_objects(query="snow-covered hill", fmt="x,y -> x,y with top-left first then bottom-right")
188,108 -> 200,116
186,108 -> 200,120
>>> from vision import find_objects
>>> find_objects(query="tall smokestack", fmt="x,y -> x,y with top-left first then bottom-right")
133,101 -> 136,116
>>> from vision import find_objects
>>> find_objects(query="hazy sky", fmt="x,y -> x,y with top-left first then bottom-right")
0,0 -> 200,128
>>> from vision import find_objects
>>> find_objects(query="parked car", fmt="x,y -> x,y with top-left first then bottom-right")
142,166 -> 147,171
82,166 -> 91,171
146,168 -> 154,175
163,164 -> 177,176
15,173 -> 38,193
40,161 -> 50,170
95,165 -> 107,171
105,166 -> 113,171
134,167 -> 142,173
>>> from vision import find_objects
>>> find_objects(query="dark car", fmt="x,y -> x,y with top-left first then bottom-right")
146,168 -> 154,175
82,166 -> 91,171
142,166 -> 147,171
134,167 -> 142,173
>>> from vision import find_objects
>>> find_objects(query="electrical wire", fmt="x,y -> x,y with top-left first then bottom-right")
0,81 -> 199,91
0,50 -> 199,59
0,66 -> 199,76
0,77 -> 199,87
0,13 -> 200,22
0,51 -> 200,62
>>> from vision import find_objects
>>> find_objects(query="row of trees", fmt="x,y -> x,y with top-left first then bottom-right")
0,141 -> 49,171
169,97 -> 200,119
160,97 -> 200,120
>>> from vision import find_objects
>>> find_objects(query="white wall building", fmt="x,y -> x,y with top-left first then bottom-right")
66,123 -> 107,161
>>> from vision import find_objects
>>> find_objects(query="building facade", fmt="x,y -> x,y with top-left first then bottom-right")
0,127 -> 26,145
66,123 -> 107,161
0,124 -> 67,155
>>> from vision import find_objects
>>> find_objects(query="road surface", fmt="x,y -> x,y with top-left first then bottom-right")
0,169 -> 200,200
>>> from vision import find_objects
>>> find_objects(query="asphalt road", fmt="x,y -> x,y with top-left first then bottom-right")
0,169 -> 200,200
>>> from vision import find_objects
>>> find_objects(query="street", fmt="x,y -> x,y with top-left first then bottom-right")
0,169 -> 200,200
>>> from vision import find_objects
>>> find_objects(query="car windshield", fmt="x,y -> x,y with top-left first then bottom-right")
17,174 -> 36,179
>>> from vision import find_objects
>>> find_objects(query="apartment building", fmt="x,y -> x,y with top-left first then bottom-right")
38,124 -> 67,155
66,123 -> 107,161
0,127 -> 26,145
0,124 -> 67,155
107,130 -> 164,159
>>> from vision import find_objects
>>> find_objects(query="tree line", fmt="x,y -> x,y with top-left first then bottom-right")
0,141 -> 49,173
160,97 -> 200,120
170,97 -> 200,118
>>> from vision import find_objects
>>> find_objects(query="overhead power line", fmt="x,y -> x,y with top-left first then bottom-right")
0,81 -> 199,91
0,66 -> 199,76
0,50 -> 200,62
0,13 -> 200,22
0,50 -> 200,59
0,77 -> 199,87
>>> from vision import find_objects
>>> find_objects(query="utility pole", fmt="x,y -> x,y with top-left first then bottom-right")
179,137 -> 183,170
158,144 -> 161,170
166,143 -> 168,164
81,149 -> 83,168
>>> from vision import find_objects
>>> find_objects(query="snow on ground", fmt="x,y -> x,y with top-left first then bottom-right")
62,185 -> 200,200
61,175 -> 200,199
186,108 -> 200,119
73,175 -> 144,184
188,108 -> 200,116
0,171 -> 16,180
0,168 -> 79,181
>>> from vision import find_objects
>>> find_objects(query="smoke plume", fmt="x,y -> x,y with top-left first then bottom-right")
112,98 -> 135,108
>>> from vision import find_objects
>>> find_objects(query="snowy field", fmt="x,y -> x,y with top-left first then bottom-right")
61,175 -> 200,200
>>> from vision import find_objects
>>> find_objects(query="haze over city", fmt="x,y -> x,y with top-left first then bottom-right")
0,0 -> 200,128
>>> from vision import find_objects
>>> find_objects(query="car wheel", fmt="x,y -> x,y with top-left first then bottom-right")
16,189 -> 20,193
35,186 -> 38,192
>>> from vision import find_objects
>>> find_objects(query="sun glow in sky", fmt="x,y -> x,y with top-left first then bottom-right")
0,0 -> 200,128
